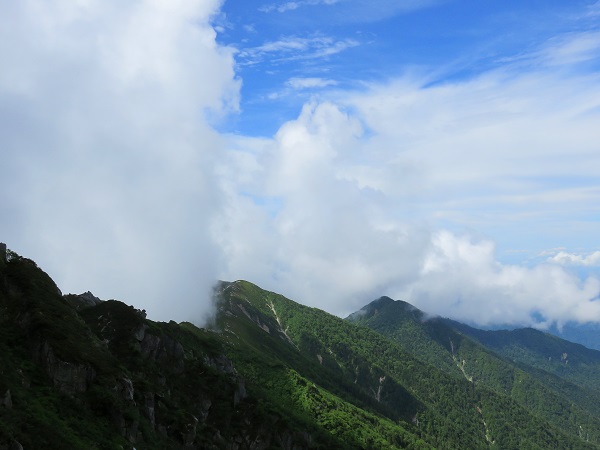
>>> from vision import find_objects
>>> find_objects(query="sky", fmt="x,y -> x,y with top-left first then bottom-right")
1,0 -> 600,328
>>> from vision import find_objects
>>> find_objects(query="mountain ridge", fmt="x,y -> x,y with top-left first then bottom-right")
2,247 -> 600,448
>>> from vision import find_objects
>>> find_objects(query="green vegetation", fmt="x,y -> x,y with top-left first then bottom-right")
448,321 -> 600,391
2,251 -> 600,449
348,295 -> 600,447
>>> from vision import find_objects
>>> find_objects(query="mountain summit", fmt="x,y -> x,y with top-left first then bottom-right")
2,248 -> 600,448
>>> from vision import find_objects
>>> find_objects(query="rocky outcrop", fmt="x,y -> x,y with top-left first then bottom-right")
110,409 -> 139,444
140,332 -> 185,374
181,414 -> 199,447
33,340 -> 96,395
0,390 -> 11,409
203,353 -> 236,374
117,377 -> 135,402
0,255 -> 319,449
0,440 -> 23,450
64,291 -> 102,310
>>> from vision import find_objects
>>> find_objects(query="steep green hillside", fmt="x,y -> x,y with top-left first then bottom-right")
2,247 -> 600,449
446,320 -> 600,391
347,296 -> 600,445
0,251 -> 330,449
218,281 -> 599,449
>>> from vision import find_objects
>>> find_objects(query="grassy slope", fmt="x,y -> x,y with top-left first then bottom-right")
219,280 -> 600,449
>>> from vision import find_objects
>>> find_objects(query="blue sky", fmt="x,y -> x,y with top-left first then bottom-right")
1,0 -> 600,327
217,0 -> 600,135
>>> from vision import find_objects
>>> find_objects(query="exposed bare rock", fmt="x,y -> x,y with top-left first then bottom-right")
203,353 -> 235,375
234,379 -> 247,406
140,333 -> 185,374
0,440 -> 23,450
33,340 -> 96,395
64,291 -> 103,310
134,323 -> 148,341
143,392 -> 156,427
197,396 -> 212,422
117,377 -> 135,402
1,390 -> 11,409
182,414 -> 199,447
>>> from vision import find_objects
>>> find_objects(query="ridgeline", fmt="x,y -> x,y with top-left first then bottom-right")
1,247 -> 600,449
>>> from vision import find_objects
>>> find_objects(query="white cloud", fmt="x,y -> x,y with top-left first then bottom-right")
217,29 -> 600,326
3,1 -> 600,332
259,0 -> 441,23
0,0 -> 239,324
547,251 -> 600,267
400,232 -> 600,327
237,36 -> 359,66
217,102 -> 430,313
538,31 -> 600,67
286,77 -> 337,89
260,0 -> 340,14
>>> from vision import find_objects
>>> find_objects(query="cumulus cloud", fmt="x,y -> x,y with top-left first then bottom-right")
400,232 -> 600,327
217,102 -> 431,314
217,29 -> 600,326
0,0 -> 239,323
547,251 -> 600,267
2,0 -> 599,331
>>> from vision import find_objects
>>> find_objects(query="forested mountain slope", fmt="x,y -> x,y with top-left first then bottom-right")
347,296 -> 600,445
1,247 -> 600,449
445,319 -> 600,391
217,281 -> 600,448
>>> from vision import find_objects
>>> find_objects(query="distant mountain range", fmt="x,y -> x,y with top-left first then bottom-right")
2,248 -> 600,449
547,322 -> 600,351
442,317 -> 600,352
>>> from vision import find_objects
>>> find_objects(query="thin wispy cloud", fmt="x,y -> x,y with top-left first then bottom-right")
539,31 -> 600,67
260,0 -> 443,23
237,35 -> 360,65
286,77 -> 338,89
260,0 -> 339,14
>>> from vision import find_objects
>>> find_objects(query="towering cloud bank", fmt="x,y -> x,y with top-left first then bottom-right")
2,1 -> 599,329
0,0 -> 239,322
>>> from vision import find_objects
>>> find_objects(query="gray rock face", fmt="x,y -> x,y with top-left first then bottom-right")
140,332 -> 185,374
1,390 -> 11,409
134,323 -> 148,341
197,396 -> 212,422
64,291 -> 103,310
204,353 -> 236,374
34,340 -> 96,395
117,377 -> 135,402
143,392 -> 156,427
234,379 -> 247,406
182,415 -> 199,446
0,441 -> 23,450
111,412 -> 139,444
